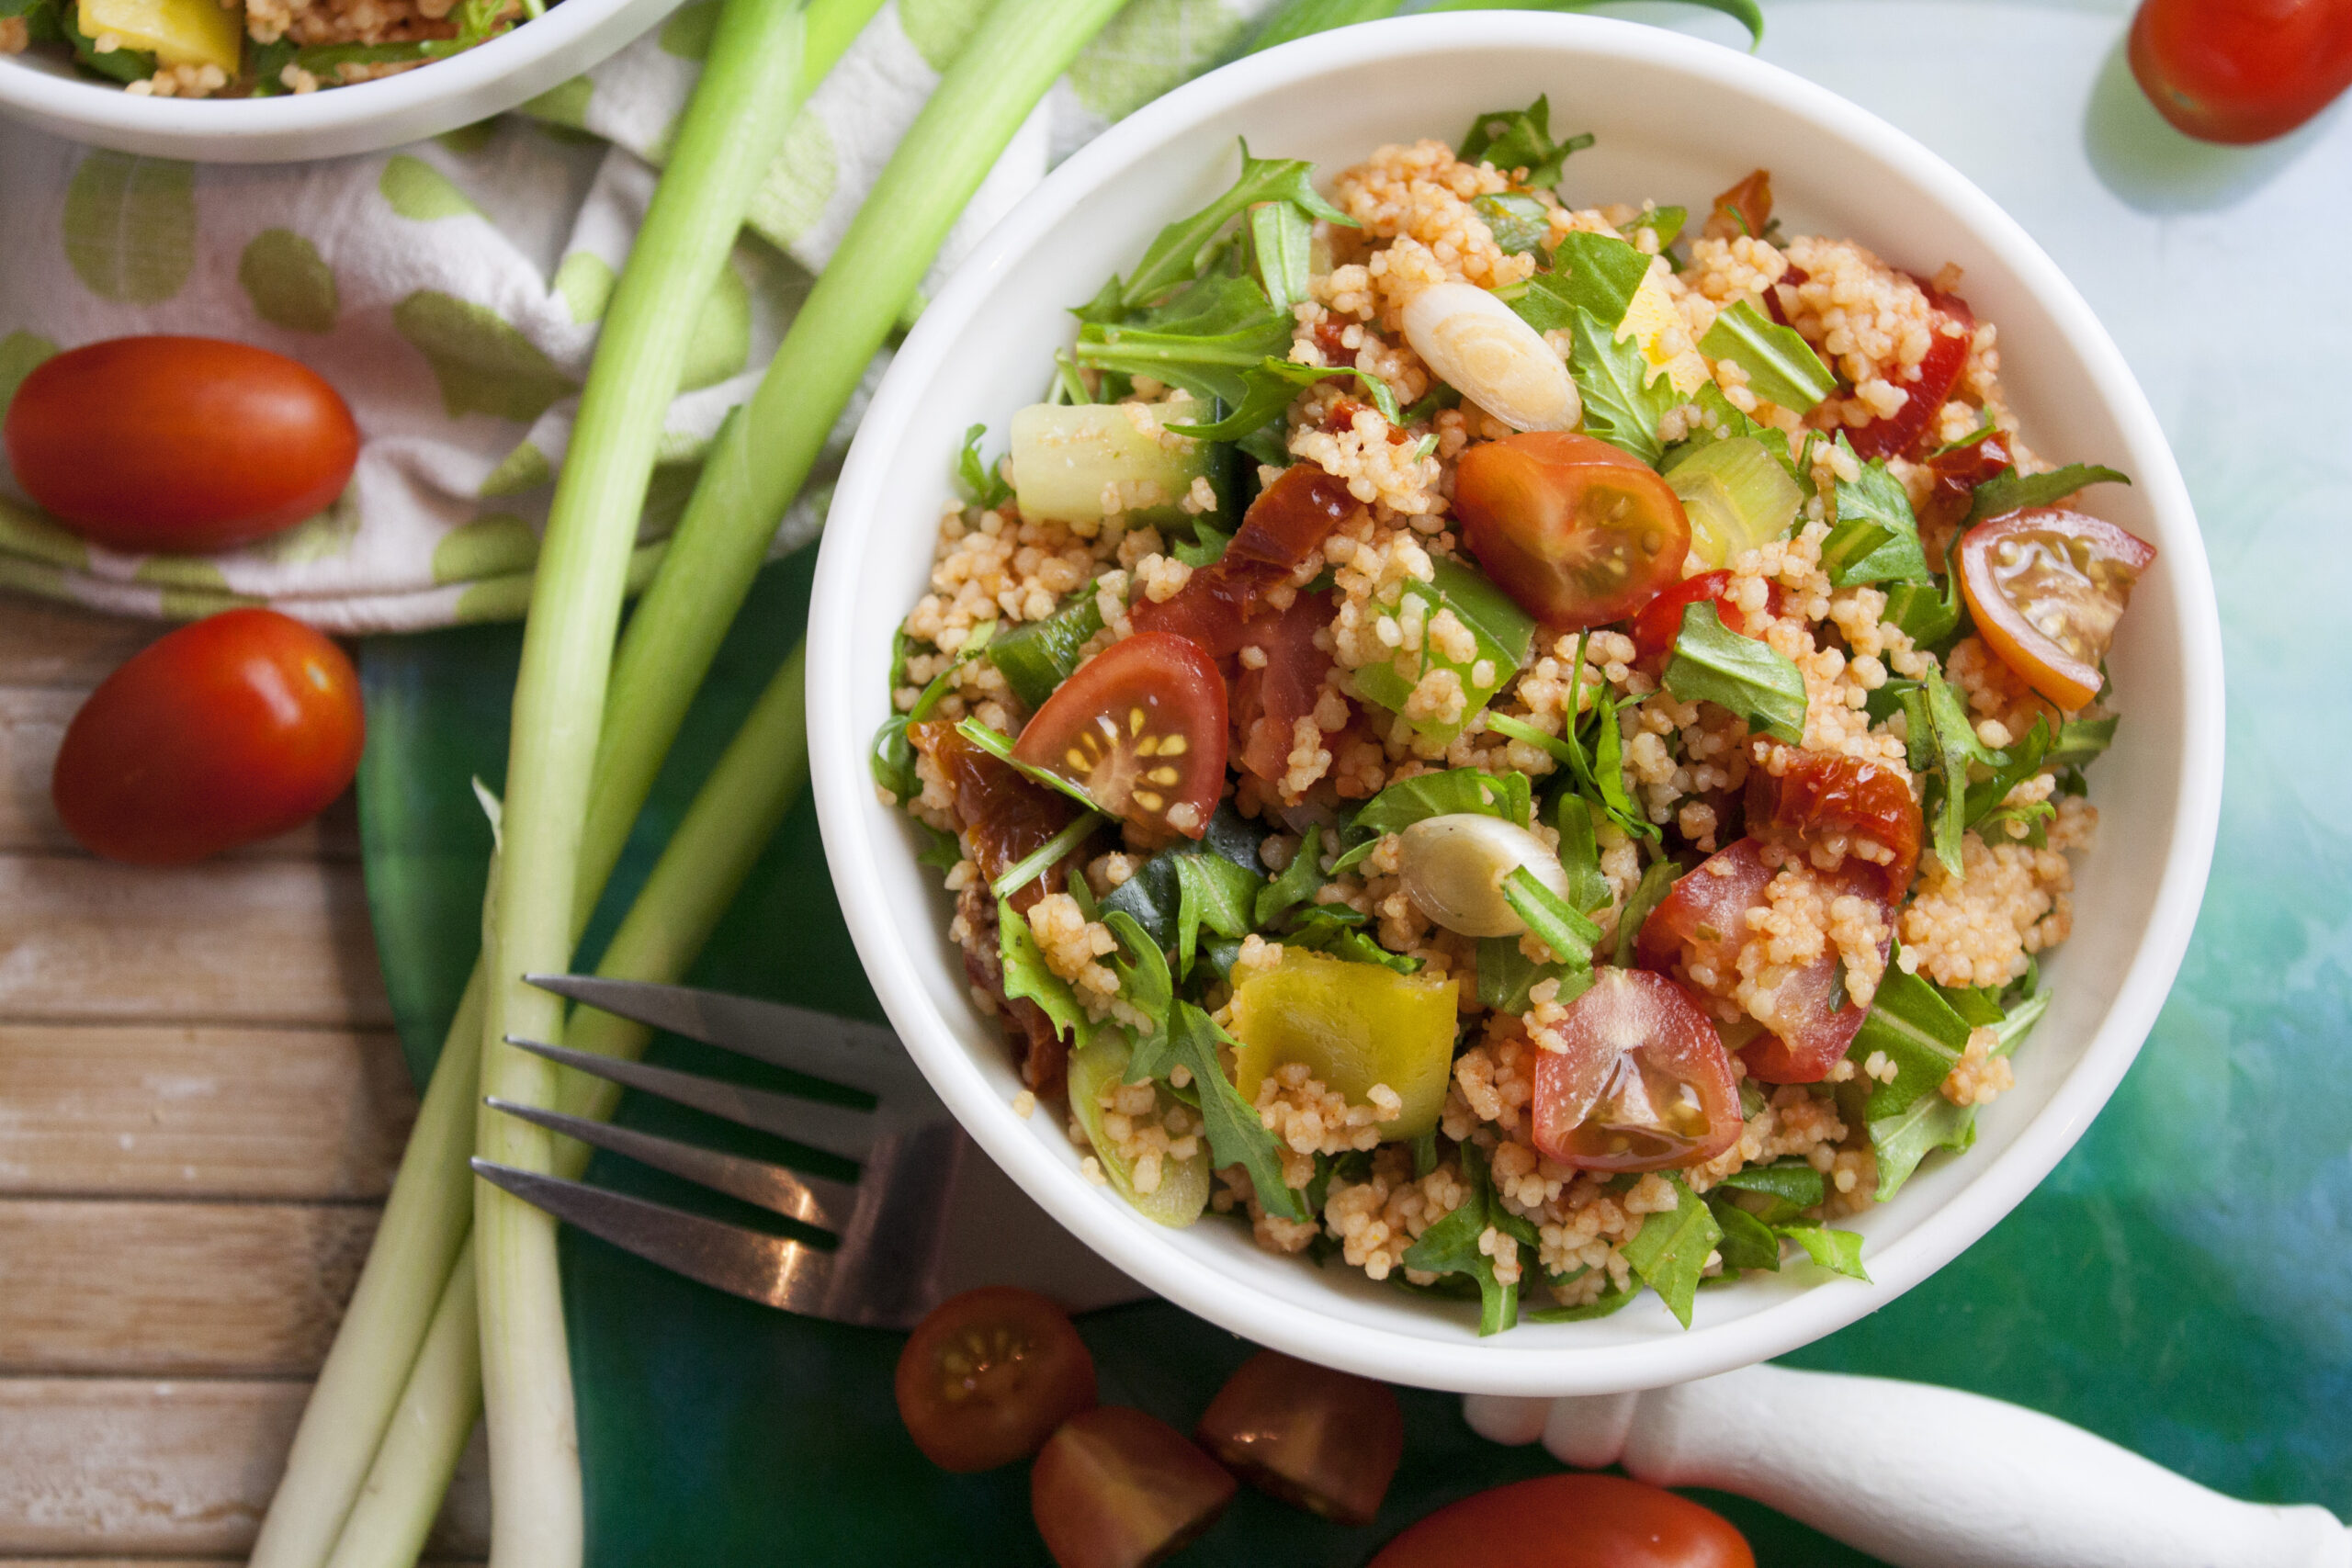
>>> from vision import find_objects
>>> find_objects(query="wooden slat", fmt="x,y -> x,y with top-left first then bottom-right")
0,684 -> 361,856
0,1201 -> 381,1377
0,1024 -> 414,1201
0,593 -> 160,690
0,1380 -> 488,1557
0,854 -> 390,1027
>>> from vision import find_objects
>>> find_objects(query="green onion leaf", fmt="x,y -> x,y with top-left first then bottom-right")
954,717 -> 1101,811
1553,793 -> 1611,913
1663,601 -> 1809,744
1502,864 -> 1601,968
990,811 -> 1103,902
1698,299 -> 1837,413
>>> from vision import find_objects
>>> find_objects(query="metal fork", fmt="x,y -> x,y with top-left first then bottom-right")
471,975 -> 1144,1329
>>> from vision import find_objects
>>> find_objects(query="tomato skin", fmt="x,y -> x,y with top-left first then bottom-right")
1369,1472 -> 1754,1568
1532,966 -> 1744,1172
1230,589 -> 1334,793
51,609 -> 363,866
1194,1350 -> 1403,1527
1455,432 -> 1692,631
895,1287 -> 1097,1474
1012,632 -> 1227,839
6,337 -> 359,554
1630,570 -> 1779,665
2130,0 -> 2352,142
1957,506 -> 2156,712
1844,283 -> 1974,462
1031,1405 -> 1237,1568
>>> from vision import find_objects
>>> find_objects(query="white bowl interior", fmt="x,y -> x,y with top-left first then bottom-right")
809,14 -> 2222,1394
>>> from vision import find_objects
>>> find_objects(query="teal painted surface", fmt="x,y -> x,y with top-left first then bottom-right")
356,4 -> 2352,1560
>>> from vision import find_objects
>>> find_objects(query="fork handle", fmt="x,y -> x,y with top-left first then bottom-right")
1464,1366 -> 2350,1568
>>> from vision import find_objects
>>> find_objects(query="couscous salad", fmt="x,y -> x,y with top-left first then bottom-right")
871,100 -> 2154,1334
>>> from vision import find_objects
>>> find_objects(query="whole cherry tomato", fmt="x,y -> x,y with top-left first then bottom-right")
1957,507 -> 2156,712
1194,1350 -> 1403,1527
2129,0 -> 2352,143
51,608 -> 364,865
1031,1404 -> 1236,1568
1013,632 -> 1228,840
1369,1472 -> 1754,1568
6,336 -> 359,554
895,1287 -> 1097,1473
1531,966 -> 1744,1171
1454,432 -> 1690,631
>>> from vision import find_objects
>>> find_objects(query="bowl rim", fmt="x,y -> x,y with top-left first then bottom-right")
809,9 -> 2225,1394
0,0 -> 674,162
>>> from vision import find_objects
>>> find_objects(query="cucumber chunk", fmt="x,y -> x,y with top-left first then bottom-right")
1066,1034 -> 1210,1228
1010,398 -> 1220,525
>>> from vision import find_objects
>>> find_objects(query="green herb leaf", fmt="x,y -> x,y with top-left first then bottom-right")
1965,462 -> 2131,526
2048,714 -> 2117,771
910,621 -> 998,721
1611,856 -> 1679,966
1962,715 -> 2052,833
1849,964 -> 1973,1119
1351,765 -> 1532,836
1626,204 -> 1687,250
914,824 -> 963,873
956,423 -> 1013,510
1553,794 -> 1610,913
1663,602 -> 1809,744
1709,1196 -> 1782,1272
1501,232 -> 1652,338
1250,198 -> 1316,314
1902,667 -> 1991,877
1713,1158 -> 1826,1223
1256,824 -> 1328,926
1121,141 -> 1355,310
1172,852 -> 1264,978
989,811 -> 1102,902
954,717 -> 1100,810
1103,908 -> 1174,1045
1502,865 -> 1601,968
1868,1088 -> 1976,1202
1350,556 -> 1536,742
999,896 -> 1097,1050
1621,1172 -> 1723,1327
1075,296 -> 1298,411
1473,192 -> 1554,257
1455,94 -> 1592,190
1778,1224 -> 1870,1280
1168,1003 -> 1308,1222
1523,1281 -> 1640,1323
1821,436 -> 1933,588
869,716 -> 919,800
985,589 -> 1105,711
1401,1141 -> 1537,1336
1698,299 -> 1836,413
1167,355 -> 1401,441
1476,936 -> 1588,1014
1575,675 -> 1660,841
1567,306 -> 1679,468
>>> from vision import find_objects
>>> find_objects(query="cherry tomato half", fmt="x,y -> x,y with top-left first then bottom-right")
51,608 -> 363,865
1957,506 -> 2156,712
1369,1472 -> 1755,1568
2130,0 -> 2352,143
1746,749 -> 1922,897
1031,1405 -> 1237,1568
1194,1350 -> 1403,1527
6,337 -> 359,554
1532,966 -> 1744,1172
1455,432 -> 1691,631
896,1287 -> 1097,1474
1013,632 -> 1228,839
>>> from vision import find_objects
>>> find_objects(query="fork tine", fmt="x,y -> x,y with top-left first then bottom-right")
470,1159 -> 840,1314
484,1098 -> 861,1229
500,1036 -> 882,1162
524,975 -> 935,1102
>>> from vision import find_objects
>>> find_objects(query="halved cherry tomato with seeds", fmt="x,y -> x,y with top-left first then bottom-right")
1013,632 -> 1227,839
1532,966 -> 1744,1172
1369,1472 -> 1754,1568
1194,1350 -> 1403,1527
1844,280 -> 1974,462
1455,432 -> 1691,632
1746,748 -> 1922,897
896,1287 -> 1096,1474
1031,1405 -> 1236,1568
1958,506 -> 2156,711
1133,463 -> 1356,657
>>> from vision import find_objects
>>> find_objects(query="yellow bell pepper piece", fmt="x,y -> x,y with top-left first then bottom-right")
81,0 -> 243,73
1228,949 -> 1460,1141
1619,269 -> 1712,398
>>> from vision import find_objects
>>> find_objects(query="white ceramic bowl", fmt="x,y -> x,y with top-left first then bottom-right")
0,0 -> 676,162
808,12 -> 2222,1395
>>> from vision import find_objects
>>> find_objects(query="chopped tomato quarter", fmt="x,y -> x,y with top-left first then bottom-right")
1031,1405 -> 1237,1568
1958,506 -> 2156,711
1368,1472 -> 1755,1568
1194,1351 -> 1403,1527
1454,432 -> 1691,631
1013,632 -> 1228,838
896,1287 -> 1097,1474
1531,967 -> 1743,1172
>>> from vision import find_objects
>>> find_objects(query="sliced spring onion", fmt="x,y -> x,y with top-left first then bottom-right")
991,811 -> 1104,901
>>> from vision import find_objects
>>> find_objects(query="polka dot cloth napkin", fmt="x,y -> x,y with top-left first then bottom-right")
0,0 -> 1279,630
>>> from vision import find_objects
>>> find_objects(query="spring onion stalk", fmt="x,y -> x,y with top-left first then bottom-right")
320,643 -> 812,1568
591,0 -> 1131,876
474,0 -> 817,1560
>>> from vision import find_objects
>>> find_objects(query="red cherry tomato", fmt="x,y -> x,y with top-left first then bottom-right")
895,1287 -> 1097,1474
1455,432 -> 1691,631
51,608 -> 363,866
1134,463 -> 1357,657
1532,966 -> 1744,1172
1844,282 -> 1974,462
1194,1350 -> 1403,1528
6,337 -> 359,554
1957,507 -> 2157,712
1013,632 -> 1227,839
1230,589 -> 1335,793
2130,0 -> 2352,142
1369,1472 -> 1755,1568
1746,749 -> 1922,897
1031,1405 -> 1237,1568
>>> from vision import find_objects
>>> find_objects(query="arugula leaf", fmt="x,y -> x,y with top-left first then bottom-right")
1075,299 -> 1298,411
1503,232 -> 1652,335
1663,602 -> 1809,745
1883,568 -> 1968,649
1400,1141 -> 1540,1336
870,717 -> 920,801
1171,516 -> 1231,570
1120,142 -> 1357,310
1476,936 -> 1589,1014
1250,198 -> 1316,315
1621,1173 -> 1723,1328
2048,714 -> 2118,771
1962,715 -> 2052,833
1965,462 -> 2131,526
1901,666 -> 1999,876
1698,299 -> 1836,413
1713,1158 -> 1826,1223
1172,852 -> 1263,978
986,589 -> 1105,711
1611,857 -> 1679,967
1168,1003 -> 1308,1222
1779,1225 -> 1870,1280
914,824 -> 963,873
1849,964 -> 1973,1119
956,423 -> 1012,510
1625,204 -> 1688,250
1295,923 -> 1421,973
1821,436 -> 1933,588
1709,1197 -> 1782,1272
1868,1091 -> 1976,1201
1352,766 -> 1532,837
1168,355 -> 1401,441
1524,1281 -> 1639,1323
999,896 -> 1098,1051
1567,307 -> 1679,468
1992,988 -> 2052,1057
1576,677 -> 1660,841
1502,865 -> 1601,968
1103,909 -> 1174,1048
1256,825 -> 1327,926
1553,794 -> 1610,913
955,718 -> 1101,810
1455,94 -> 1592,189
1473,192 -> 1554,257
58,2 -> 153,80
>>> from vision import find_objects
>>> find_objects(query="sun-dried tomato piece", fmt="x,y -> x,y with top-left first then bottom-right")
1132,463 -> 1356,658
1845,279 -> 1975,462
1746,749 -> 1922,897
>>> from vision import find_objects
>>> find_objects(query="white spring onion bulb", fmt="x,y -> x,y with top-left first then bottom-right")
1396,813 -> 1571,938
1401,281 -> 1582,433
